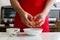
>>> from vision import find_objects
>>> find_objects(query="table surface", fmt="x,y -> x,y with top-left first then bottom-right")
0,32 -> 60,40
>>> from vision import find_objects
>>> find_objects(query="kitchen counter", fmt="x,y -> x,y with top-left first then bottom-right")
0,32 -> 60,40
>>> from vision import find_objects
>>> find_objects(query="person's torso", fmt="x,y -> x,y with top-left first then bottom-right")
18,0 -> 47,16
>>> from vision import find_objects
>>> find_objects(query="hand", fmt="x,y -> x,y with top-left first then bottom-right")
20,11 -> 33,28
34,13 -> 46,27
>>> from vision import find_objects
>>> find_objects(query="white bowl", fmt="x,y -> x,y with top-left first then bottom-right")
6,28 -> 20,36
23,28 -> 43,36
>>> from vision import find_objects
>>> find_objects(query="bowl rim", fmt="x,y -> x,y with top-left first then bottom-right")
23,28 -> 43,31
6,28 -> 20,30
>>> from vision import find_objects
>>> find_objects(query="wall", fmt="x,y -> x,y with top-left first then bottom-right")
1,0 -> 11,6
56,0 -> 60,2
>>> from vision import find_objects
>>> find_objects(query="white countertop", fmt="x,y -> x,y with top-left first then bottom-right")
0,32 -> 60,40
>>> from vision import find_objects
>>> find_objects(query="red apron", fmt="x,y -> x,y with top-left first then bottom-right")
14,0 -> 50,32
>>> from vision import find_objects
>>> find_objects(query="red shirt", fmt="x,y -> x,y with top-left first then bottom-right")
14,0 -> 50,32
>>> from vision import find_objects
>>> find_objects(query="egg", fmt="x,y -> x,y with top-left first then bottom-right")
31,21 -> 36,27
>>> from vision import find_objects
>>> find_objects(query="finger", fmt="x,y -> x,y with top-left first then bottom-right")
34,14 -> 40,20
22,16 -> 32,28
39,21 -> 44,26
25,14 -> 32,22
26,15 -> 34,26
26,23 -> 32,28
35,19 -> 43,27
26,16 -> 31,23
25,20 -> 32,28
26,21 -> 36,28
36,20 -> 44,27
36,19 -> 42,24
34,15 -> 38,20
28,14 -> 33,21
26,24 -> 32,28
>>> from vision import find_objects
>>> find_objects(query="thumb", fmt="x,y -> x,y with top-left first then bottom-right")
34,14 -> 39,20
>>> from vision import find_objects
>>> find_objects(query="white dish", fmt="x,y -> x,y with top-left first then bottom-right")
23,28 -> 43,36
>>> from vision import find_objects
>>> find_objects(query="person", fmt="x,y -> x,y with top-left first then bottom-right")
10,0 -> 55,32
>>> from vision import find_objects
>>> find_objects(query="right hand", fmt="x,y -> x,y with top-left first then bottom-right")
20,11 -> 33,28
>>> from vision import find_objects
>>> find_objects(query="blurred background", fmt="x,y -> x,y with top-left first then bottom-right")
0,0 -> 60,32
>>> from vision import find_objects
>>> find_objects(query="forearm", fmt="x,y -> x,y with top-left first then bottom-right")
41,0 -> 55,17
10,0 -> 25,16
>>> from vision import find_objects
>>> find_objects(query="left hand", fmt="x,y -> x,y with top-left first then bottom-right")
34,13 -> 46,27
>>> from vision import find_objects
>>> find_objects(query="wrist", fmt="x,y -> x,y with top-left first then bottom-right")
40,12 -> 48,18
40,13 -> 47,19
